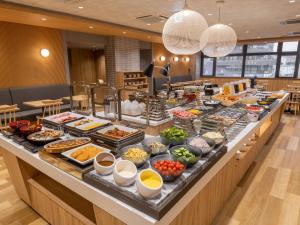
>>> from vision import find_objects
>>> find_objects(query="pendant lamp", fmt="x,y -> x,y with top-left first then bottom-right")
162,0 -> 208,55
200,0 -> 237,57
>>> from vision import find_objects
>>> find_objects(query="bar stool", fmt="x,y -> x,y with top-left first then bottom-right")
0,104 -> 19,129
37,99 -> 63,123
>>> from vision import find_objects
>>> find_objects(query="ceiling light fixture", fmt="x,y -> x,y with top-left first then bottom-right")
245,30 -> 249,33
289,0 -> 295,3
89,26 -> 94,29
228,23 -> 233,26
200,0 -> 237,57
40,48 -> 50,58
78,6 -> 84,9
208,13 -> 213,16
41,18 -> 47,21
296,14 -> 300,17
183,57 -> 190,62
173,56 -> 179,62
146,23 -> 151,26
122,31 -> 127,34
162,0 -> 208,55
160,56 -> 166,61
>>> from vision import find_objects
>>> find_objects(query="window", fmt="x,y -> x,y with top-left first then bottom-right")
203,57 -> 214,76
200,41 -> 300,79
247,43 -> 278,53
282,41 -> 298,52
280,55 -> 297,77
245,55 -> 277,78
231,45 -> 243,54
216,56 -> 242,77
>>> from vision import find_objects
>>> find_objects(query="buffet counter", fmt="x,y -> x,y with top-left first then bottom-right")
0,93 -> 288,225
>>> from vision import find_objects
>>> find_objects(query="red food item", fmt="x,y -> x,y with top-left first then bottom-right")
153,160 -> 185,176
9,120 -> 30,130
173,110 -> 195,119
20,124 -> 42,135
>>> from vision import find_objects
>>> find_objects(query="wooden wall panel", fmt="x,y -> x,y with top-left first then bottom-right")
152,43 -> 194,77
69,48 -> 97,83
200,77 -> 295,91
0,21 -> 66,88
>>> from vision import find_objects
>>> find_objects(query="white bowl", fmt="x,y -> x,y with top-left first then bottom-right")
94,152 -> 116,175
113,160 -> 137,186
136,169 -> 163,199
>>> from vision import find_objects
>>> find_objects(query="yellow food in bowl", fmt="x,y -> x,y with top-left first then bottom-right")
123,148 -> 148,163
140,170 -> 161,189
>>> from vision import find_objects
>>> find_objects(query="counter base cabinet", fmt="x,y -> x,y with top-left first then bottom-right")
28,174 -> 96,225
0,99 -> 287,225
93,205 -> 126,225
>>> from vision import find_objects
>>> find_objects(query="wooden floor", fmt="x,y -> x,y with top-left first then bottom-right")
0,114 -> 300,225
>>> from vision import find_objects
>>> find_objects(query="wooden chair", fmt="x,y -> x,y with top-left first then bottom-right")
286,93 -> 300,115
37,99 -> 63,123
0,104 -> 19,129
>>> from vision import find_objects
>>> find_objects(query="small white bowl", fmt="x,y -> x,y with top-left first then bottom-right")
94,152 -> 116,175
113,160 -> 137,186
136,169 -> 163,199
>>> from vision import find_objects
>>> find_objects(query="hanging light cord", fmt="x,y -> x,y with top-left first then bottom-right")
216,0 -> 224,23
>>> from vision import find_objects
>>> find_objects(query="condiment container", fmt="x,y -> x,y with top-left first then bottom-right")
136,169 -> 163,199
113,160 -> 137,186
94,152 -> 116,175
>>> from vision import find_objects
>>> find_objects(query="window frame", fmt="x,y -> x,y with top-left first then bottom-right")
200,41 -> 300,79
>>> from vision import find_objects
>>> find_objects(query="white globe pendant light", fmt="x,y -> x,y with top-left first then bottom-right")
162,0 -> 208,55
200,0 -> 237,57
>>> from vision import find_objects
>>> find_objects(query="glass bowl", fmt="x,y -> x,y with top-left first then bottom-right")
186,136 -> 215,155
142,136 -> 169,156
170,145 -> 200,168
150,154 -> 185,182
120,144 -> 150,168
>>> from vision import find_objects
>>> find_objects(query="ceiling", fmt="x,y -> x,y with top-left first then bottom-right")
3,0 -> 300,40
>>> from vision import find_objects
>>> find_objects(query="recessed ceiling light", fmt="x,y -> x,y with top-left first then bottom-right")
245,30 -> 249,33
41,18 -> 47,21
256,36 -> 261,39
122,31 -> 127,34
208,13 -> 213,16
78,6 -> 84,9
228,23 -> 233,26
89,26 -> 94,29
296,14 -> 300,17
146,23 -> 151,26
147,36 -> 151,39
289,0 -> 295,3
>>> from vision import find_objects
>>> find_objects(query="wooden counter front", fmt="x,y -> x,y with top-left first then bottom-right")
0,95 -> 288,225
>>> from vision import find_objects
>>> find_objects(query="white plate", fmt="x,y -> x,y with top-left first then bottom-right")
65,117 -> 111,131
96,125 -> 139,139
61,143 -> 110,165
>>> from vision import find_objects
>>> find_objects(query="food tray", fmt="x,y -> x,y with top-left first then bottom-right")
64,117 -> 111,135
44,137 -> 92,153
83,144 -> 227,219
95,125 -> 141,141
43,112 -> 84,127
91,131 -> 145,152
61,143 -> 110,166
39,150 -> 95,180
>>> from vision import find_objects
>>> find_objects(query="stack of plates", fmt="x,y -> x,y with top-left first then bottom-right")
174,117 -> 195,135
141,97 -> 169,121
